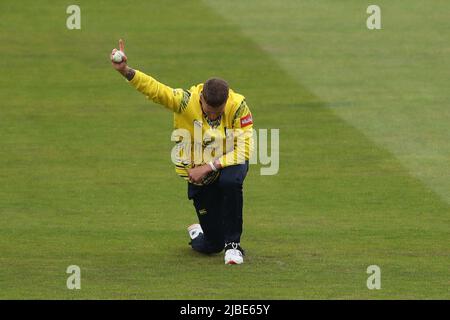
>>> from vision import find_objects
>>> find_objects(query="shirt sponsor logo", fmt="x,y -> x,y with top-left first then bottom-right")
240,114 -> 253,127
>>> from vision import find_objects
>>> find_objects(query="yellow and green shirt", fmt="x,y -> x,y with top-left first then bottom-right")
129,70 -> 254,181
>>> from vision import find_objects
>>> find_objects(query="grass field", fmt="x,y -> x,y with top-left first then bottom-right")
0,0 -> 449,299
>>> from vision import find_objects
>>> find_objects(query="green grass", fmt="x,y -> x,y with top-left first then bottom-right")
0,0 -> 448,299
206,0 -> 450,204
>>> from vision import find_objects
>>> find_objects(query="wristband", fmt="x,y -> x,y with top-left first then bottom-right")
208,161 -> 218,172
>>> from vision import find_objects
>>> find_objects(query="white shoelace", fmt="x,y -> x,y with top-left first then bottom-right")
225,242 -> 240,250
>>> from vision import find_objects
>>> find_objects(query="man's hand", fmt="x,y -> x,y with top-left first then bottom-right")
188,164 -> 213,185
110,39 -> 135,81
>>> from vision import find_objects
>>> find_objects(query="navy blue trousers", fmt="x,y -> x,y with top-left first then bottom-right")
188,162 -> 249,254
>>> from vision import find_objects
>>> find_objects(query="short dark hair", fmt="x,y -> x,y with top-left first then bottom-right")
202,78 -> 229,108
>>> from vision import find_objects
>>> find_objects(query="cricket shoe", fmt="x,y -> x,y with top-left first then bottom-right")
187,223 -> 203,240
224,242 -> 245,265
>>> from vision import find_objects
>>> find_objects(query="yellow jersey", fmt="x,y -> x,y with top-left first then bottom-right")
129,70 -> 254,182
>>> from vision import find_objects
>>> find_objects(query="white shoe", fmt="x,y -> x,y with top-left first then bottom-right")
224,243 -> 244,265
187,223 -> 203,240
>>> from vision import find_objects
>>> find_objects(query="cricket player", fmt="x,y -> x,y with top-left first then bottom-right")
110,40 -> 253,265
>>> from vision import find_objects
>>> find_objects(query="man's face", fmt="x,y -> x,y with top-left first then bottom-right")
200,93 -> 226,121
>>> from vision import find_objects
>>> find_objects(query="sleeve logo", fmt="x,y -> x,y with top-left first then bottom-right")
240,113 -> 253,127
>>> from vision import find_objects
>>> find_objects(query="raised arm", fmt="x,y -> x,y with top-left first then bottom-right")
110,39 -> 189,113
110,39 -> 136,80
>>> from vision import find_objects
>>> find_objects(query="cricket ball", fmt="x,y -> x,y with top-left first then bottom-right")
112,50 -> 125,63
